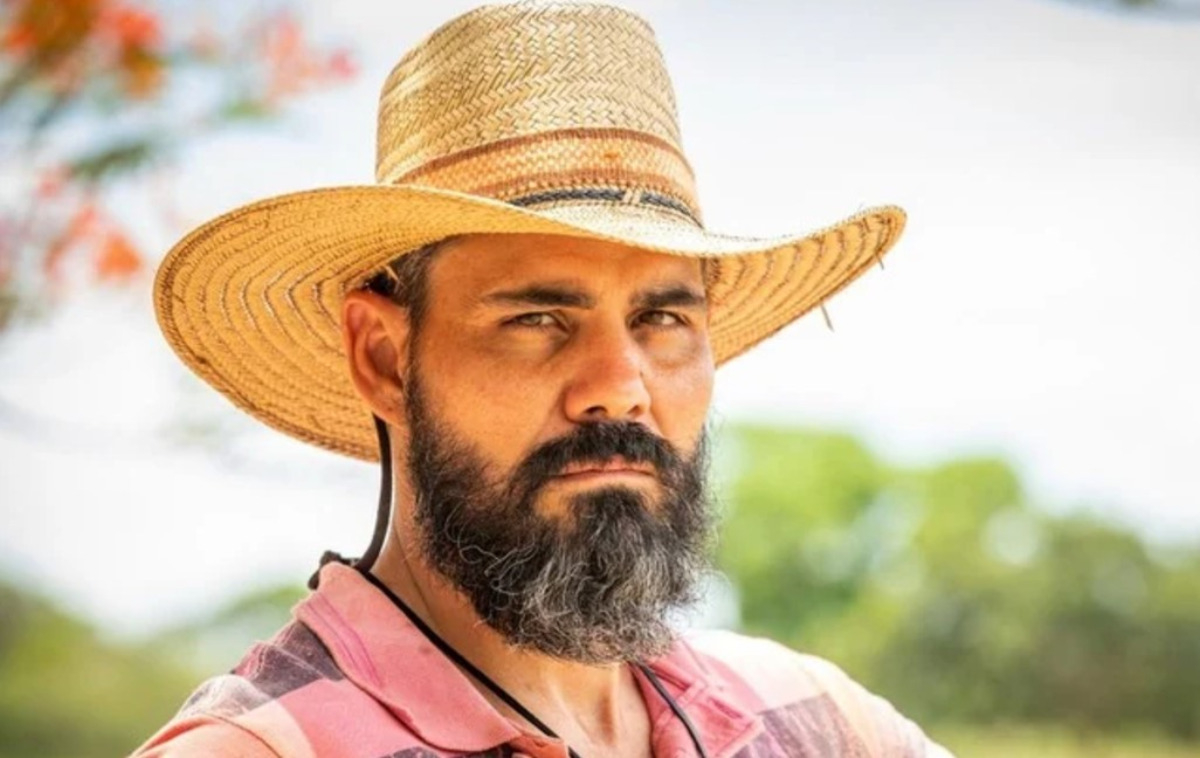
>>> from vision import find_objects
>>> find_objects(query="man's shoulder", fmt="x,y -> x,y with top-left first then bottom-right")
186,620 -> 348,719
132,621 -> 362,757
679,629 -> 955,758
682,628 -> 852,701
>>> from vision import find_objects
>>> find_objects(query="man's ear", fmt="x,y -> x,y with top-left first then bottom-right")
341,290 -> 411,428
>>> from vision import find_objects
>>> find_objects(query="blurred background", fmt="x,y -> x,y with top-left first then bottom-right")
1,0 -> 1198,756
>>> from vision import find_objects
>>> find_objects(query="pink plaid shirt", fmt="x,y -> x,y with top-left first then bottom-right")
134,562 -> 951,757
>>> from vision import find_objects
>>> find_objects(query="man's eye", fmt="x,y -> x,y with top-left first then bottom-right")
507,312 -> 558,328
636,310 -> 685,327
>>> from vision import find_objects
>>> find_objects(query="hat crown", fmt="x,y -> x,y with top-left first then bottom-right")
375,2 -> 701,224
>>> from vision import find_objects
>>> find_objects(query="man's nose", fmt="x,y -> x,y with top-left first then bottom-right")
562,327 -> 651,423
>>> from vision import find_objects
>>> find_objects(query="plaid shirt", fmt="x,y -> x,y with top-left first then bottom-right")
133,563 -> 952,757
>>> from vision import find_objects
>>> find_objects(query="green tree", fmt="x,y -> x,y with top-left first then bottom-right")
0,574 -> 304,758
0,578 -> 198,758
717,424 -> 1200,740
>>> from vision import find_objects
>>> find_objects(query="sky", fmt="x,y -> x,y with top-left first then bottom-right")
1,0 -> 1198,636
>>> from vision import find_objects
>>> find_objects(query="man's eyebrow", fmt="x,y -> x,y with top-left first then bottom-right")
478,281 -> 707,310
634,285 -> 707,310
480,284 -> 595,308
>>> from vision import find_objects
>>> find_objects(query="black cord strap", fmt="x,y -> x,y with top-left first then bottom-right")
638,663 -> 710,758
308,415 -> 393,591
355,568 -> 582,757
356,415 -> 394,573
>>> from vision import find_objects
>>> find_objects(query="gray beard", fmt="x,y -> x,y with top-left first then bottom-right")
403,368 -> 715,664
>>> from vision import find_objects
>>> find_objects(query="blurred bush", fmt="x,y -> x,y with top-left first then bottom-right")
717,425 -> 1200,741
0,578 -> 196,758
0,577 -> 304,758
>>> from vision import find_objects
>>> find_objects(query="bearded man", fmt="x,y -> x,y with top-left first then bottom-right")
135,3 -> 952,757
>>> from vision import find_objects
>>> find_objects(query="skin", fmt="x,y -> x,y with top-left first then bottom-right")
341,233 -> 715,758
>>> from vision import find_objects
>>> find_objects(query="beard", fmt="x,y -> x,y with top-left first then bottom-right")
403,367 -> 715,665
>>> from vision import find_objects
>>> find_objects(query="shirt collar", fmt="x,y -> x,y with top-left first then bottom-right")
297,562 -> 761,757
636,638 -> 763,757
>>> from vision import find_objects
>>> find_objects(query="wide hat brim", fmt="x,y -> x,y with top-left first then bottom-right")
155,183 -> 905,461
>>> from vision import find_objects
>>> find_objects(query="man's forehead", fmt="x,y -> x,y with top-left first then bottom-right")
431,233 -> 704,293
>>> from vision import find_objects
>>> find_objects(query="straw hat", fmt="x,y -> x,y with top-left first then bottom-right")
155,1 -> 906,462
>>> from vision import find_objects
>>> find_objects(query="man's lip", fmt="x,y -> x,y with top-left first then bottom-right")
555,459 -> 655,478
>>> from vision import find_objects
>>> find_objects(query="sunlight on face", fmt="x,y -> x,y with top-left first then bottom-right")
405,233 -> 715,513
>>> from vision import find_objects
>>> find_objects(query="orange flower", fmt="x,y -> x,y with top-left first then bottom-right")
325,49 -> 356,81
98,3 -> 161,49
2,0 -> 100,60
93,229 -> 142,281
261,12 -> 305,103
264,12 -> 302,68
2,21 -> 37,54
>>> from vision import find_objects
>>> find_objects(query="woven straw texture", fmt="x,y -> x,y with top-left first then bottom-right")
154,1 -> 907,461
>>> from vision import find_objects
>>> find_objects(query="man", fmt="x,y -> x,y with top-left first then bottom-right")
138,2 -> 950,756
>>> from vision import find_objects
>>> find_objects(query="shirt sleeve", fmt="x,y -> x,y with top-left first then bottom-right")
797,653 -> 955,758
130,716 -> 281,758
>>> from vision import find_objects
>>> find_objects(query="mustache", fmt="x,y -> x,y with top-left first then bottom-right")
507,421 -> 687,498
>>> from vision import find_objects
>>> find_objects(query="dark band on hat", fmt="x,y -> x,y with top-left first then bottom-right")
510,186 -> 701,226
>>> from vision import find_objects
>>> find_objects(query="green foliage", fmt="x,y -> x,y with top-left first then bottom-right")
0,580 -> 198,758
718,427 -> 886,639
67,137 -> 162,184
717,424 -> 1200,741
0,577 -> 305,758
936,724 -> 1200,758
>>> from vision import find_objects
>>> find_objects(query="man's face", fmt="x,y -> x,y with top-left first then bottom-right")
400,233 -> 717,663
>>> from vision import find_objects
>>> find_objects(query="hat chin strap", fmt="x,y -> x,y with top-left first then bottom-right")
309,415 -> 392,589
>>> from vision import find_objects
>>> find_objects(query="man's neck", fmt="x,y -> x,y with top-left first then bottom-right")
370,538 -> 653,758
